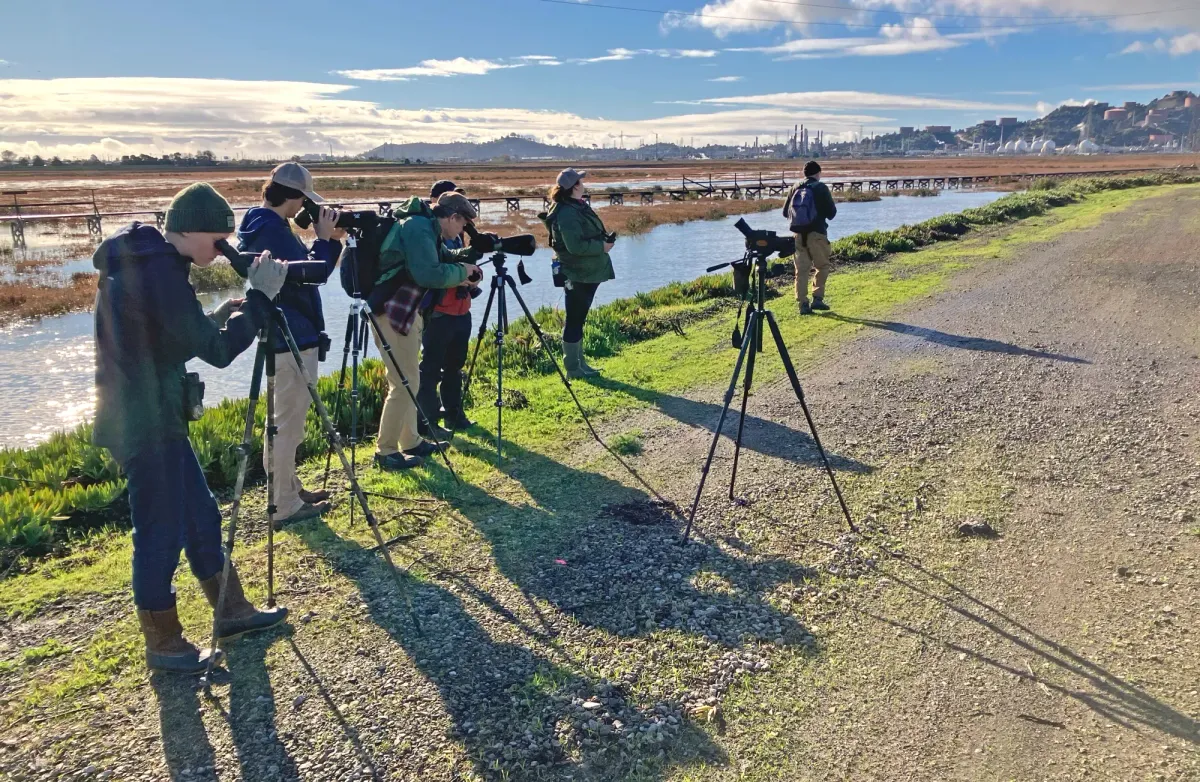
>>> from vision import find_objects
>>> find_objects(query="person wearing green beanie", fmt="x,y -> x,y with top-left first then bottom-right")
92,182 -> 291,674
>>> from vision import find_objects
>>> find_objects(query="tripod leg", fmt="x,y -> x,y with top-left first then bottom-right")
363,312 -> 460,483
348,313 -> 369,526
269,310 -> 423,631
495,286 -> 507,462
682,309 -> 758,545
456,277 -> 498,440
265,347 -> 278,608
728,312 -> 760,501
323,313 -> 356,491
201,335 -> 267,690
763,311 -> 858,533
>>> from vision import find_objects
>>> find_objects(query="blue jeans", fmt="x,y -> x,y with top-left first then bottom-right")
122,438 -> 224,611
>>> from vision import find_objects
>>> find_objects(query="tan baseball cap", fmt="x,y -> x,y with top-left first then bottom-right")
270,162 -> 324,203
436,192 -> 478,221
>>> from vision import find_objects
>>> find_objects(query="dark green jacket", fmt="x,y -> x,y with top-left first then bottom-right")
92,223 -> 272,463
542,200 -> 615,284
376,197 -> 480,289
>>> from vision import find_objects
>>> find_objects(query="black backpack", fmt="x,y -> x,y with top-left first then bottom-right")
338,213 -> 395,298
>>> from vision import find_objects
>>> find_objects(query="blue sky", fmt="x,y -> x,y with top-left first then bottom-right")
1,0 -> 1198,157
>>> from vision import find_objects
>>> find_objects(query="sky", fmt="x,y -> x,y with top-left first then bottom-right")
1,0 -> 1199,158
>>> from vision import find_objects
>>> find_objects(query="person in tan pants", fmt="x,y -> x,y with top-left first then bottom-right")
783,160 -> 838,315
235,163 -> 344,525
372,313 -> 425,458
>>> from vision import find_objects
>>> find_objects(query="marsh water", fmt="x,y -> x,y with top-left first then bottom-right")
0,190 -> 1003,448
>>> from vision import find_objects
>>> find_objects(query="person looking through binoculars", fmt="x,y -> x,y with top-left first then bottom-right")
541,168 -> 615,379
417,180 -> 480,437
234,162 -> 344,526
367,192 -> 484,470
92,183 -> 290,673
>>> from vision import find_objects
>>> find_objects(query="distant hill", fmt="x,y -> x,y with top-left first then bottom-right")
365,135 -> 572,163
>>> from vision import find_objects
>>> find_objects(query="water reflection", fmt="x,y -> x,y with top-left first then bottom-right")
0,191 -> 1002,447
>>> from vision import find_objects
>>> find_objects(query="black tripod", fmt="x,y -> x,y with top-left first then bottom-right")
681,252 -> 857,545
202,303 -> 422,690
321,234 -> 459,497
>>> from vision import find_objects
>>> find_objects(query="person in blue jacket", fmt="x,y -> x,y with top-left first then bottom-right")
235,163 -> 344,526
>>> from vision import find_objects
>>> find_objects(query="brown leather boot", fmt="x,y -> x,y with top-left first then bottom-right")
137,607 -> 222,674
199,565 -> 288,642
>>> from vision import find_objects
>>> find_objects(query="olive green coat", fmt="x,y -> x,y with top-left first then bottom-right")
542,200 -> 615,285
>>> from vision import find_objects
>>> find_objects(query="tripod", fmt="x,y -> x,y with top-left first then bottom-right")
321,235 -> 459,498
202,304 -> 422,690
681,252 -> 857,545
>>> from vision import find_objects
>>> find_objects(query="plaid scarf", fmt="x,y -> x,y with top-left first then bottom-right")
382,281 -> 428,336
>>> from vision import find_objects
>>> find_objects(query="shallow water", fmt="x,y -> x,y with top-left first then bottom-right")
0,190 -> 1002,448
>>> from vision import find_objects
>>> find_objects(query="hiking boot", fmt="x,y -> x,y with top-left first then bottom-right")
137,606 -> 223,674
375,451 -> 423,471
404,439 -> 447,459
418,420 -> 451,440
810,298 -> 830,311
273,501 -> 330,529
298,488 -> 330,504
199,565 -> 288,642
444,410 -> 475,430
799,301 -> 813,315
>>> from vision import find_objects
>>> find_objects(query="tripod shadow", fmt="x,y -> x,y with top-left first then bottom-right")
294,514 -> 729,779
866,557 -> 1198,742
447,435 -> 818,648
223,629 -> 302,781
150,673 -> 218,781
823,314 -> 1090,364
594,377 -> 871,475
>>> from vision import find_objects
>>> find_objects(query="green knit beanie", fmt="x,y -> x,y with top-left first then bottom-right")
164,183 -> 235,233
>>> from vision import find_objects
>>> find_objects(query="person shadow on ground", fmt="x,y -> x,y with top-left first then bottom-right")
822,313 -> 1090,364
149,626 -> 299,782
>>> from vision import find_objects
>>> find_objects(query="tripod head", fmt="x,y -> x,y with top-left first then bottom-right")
481,251 -> 533,285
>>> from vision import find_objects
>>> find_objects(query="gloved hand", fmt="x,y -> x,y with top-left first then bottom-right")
210,297 -> 244,327
247,250 -> 287,300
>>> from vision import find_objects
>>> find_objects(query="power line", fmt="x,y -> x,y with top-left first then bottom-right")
534,0 -> 1199,31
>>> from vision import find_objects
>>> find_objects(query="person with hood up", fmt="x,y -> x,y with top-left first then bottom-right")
235,162 -> 343,526
92,182 -> 290,674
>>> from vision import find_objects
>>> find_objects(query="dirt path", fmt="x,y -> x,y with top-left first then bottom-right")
640,185 -> 1200,779
2,187 -> 1197,781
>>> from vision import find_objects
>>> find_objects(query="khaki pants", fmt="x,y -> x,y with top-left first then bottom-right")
372,313 -> 424,456
793,232 -> 832,303
268,347 -> 318,519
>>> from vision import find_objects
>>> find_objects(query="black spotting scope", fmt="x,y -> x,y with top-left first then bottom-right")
733,217 -> 796,259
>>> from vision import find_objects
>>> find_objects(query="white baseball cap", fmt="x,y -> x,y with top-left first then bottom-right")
270,162 -> 324,203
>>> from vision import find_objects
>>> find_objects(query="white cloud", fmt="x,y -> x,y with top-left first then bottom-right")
1168,32 -> 1200,54
576,48 -> 639,63
334,58 -> 522,81
666,0 -> 863,37
709,76 -> 744,82
0,76 -> 923,158
575,47 -> 718,63
729,20 -> 1015,59
0,60 -> 9,67
688,89 -> 1029,111
517,55 -> 564,66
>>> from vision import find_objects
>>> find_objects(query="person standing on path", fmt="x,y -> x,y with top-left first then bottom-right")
541,168 -> 615,378
92,183 -> 290,673
235,163 -> 344,527
783,160 -> 837,314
